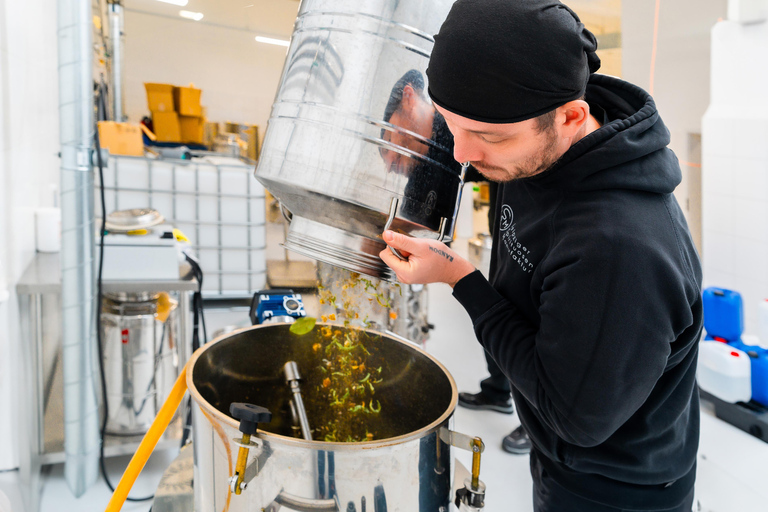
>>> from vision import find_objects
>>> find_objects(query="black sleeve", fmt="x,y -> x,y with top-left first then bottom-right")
452,234 -> 697,447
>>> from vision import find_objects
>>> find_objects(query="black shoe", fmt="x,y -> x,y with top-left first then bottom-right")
458,391 -> 514,414
502,425 -> 531,455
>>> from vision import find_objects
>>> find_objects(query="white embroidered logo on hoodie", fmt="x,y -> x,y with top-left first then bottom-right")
500,204 -> 534,273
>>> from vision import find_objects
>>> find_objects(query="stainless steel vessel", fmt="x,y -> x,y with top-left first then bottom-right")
187,323 -> 460,511
102,292 -> 180,434
255,0 -> 465,281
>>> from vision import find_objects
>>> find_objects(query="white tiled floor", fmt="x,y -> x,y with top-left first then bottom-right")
11,238 -> 768,511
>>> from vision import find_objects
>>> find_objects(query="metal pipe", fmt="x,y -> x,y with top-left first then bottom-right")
58,0 -> 99,496
284,361 -> 312,441
108,2 -> 125,121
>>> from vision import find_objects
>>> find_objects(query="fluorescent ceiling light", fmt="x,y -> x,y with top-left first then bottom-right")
157,0 -> 189,6
179,10 -> 204,21
255,36 -> 290,47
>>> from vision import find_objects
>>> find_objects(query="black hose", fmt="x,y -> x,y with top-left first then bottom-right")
180,253 -> 206,449
94,90 -> 153,501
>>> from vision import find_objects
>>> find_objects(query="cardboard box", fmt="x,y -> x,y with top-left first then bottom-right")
179,115 -> 204,144
241,124 -> 260,161
145,83 -> 175,113
152,112 -> 181,142
173,86 -> 202,117
97,121 -> 144,156
222,122 -> 261,160
203,121 -> 219,148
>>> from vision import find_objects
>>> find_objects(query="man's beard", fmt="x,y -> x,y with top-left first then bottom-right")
471,127 -> 560,182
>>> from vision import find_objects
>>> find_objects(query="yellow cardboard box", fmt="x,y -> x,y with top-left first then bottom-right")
144,83 -> 175,113
97,121 -> 144,156
173,86 -> 202,117
179,115 -> 204,144
241,124 -> 260,160
152,112 -> 181,142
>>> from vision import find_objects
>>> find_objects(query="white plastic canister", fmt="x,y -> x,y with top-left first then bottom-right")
698,341 -> 751,403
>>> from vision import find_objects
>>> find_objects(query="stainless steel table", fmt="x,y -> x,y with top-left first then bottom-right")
16,252 -> 197,512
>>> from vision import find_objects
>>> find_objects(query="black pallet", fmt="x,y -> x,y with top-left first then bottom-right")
700,389 -> 768,443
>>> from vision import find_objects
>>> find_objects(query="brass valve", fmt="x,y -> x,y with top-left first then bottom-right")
229,403 -> 271,495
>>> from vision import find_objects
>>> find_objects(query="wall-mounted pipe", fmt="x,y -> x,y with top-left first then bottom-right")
108,1 -> 124,121
57,0 -> 100,496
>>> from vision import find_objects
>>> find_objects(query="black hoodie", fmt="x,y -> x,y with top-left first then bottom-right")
452,74 -> 703,509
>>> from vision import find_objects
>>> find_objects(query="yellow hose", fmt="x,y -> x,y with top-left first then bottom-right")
105,366 -> 188,512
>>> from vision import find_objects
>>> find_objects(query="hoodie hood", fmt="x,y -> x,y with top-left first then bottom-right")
530,74 -> 681,195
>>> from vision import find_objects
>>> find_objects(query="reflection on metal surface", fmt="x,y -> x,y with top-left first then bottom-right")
256,0 -> 464,280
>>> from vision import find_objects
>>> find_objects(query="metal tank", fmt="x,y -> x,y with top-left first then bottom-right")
101,292 -> 181,434
255,0 -> 465,281
186,323 -> 484,511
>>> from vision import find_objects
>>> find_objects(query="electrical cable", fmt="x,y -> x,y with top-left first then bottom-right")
94,83 -> 153,502
179,252 -> 206,448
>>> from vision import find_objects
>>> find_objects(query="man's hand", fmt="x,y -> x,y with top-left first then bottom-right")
379,230 -> 476,287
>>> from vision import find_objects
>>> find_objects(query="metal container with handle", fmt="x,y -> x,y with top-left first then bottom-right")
255,0 -> 465,281
105,323 -> 487,512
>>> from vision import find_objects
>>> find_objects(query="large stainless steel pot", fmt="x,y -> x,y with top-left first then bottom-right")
187,323 -> 459,511
255,0 -> 465,281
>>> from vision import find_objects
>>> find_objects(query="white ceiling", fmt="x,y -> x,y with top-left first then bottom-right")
125,0 -> 300,38
124,0 -> 621,40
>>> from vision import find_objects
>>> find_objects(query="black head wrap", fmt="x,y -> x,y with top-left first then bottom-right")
426,0 -> 601,124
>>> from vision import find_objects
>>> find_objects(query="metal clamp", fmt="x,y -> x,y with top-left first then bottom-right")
440,427 -> 486,510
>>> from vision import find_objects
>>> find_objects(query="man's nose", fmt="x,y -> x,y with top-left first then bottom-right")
452,131 -> 482,164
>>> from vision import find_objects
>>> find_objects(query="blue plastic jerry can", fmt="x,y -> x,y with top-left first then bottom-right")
703,287 -> 744,342
729,340 -> 768,407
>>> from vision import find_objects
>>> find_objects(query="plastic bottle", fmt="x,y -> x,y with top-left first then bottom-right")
698,341 -> 751,403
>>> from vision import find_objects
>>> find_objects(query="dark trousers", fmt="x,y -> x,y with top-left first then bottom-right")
530,451 -> 695,512
480,349 -> 511,401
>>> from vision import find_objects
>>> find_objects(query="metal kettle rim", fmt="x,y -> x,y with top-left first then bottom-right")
185,322 -> 459,451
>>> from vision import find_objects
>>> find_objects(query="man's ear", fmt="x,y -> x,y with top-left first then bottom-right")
401,84 -> 416,108
558,100 -> 590,138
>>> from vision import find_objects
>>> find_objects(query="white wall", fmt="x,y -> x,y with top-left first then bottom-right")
0,0 -> 60,470
622,0 -> 727,250
122,10 -> 295,130
702,18 -> 768,337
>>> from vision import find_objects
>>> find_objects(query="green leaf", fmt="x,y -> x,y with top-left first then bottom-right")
290,316 -> 316,335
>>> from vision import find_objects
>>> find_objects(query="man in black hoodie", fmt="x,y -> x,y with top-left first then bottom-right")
379,1 -> 702,511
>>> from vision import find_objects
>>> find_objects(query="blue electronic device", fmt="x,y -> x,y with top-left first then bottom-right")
249,289 -> 307,325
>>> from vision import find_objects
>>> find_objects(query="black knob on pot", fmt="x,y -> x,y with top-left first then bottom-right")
230,403 -> 272,436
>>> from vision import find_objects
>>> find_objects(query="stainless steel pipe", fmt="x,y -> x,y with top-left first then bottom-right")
255,0 -> 463,281
58,0 -> 99,496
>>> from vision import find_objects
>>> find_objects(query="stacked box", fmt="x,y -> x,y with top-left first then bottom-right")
145,83 -> 204,144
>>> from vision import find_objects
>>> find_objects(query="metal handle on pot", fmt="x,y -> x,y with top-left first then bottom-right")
383,197 -> 449,262
270,491 -> 339,511
440,427 -> 487,511
280,201 -> 293,224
